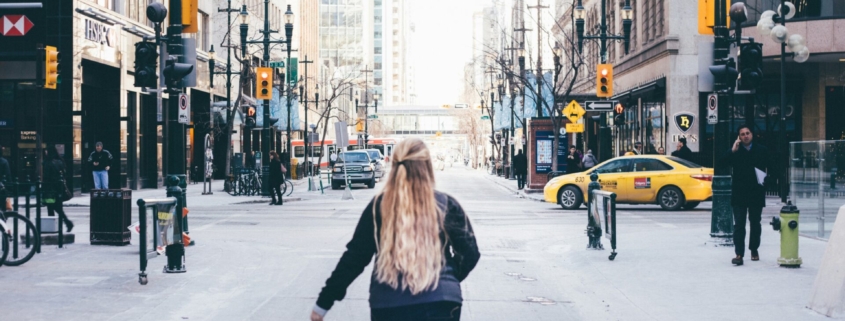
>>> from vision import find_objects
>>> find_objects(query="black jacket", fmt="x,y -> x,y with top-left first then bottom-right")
513,153 -> 527,175
42,159 -> 66,200
566,154 -> 581,173
87,150 -> 113,171
724,143 -> 769,207
671,145 -> 694,162
269,158 -> 283,186
316,192 -> 480,311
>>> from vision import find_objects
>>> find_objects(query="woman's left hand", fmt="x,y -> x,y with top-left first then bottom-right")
310,310 -> 324,321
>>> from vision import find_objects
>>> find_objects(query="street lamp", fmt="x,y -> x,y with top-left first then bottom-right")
239,5 -> 248,57
574,0 -> 633,58
754,2 -> 810,202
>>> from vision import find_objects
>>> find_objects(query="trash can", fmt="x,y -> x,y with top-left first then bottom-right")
90,189 -> 132,245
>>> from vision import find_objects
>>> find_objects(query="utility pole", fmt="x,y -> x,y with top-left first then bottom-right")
528,0 -> 548,118
217,0 -> 239,185
359,66 -> 373,148
301,56 -> 313,178
709,0 -> 734,242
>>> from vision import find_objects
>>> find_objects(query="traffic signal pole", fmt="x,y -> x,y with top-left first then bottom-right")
710,0 -> 734,243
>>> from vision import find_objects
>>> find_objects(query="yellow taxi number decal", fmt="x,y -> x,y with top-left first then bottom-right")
575,177 -> 585,183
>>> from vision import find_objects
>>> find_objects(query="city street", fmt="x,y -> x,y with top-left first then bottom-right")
2,165 -> 837,320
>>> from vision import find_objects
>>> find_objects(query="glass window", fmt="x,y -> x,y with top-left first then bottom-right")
294,146 -> 305,157
594,159 -> 632,173
631,159 -> 672,172
338,152 -> 369,162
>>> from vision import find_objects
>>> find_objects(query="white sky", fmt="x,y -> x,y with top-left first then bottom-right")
411,0 -> 490,106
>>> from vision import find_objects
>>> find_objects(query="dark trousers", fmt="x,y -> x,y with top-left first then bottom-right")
371,301 -> 461,321
271,184 -> 283,204
732,206 -> 763,257
516,173 -> 525,189
47,201 -> 72,226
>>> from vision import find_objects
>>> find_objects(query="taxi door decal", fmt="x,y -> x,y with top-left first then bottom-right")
634,177 -> 651,189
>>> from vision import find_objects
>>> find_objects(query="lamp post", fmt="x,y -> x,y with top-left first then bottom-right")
209,0 -> 243,186
354,92 -> 379,149
300,83 -> 320,191
240,3 -> 294,193
756,2 -> 810,203
574,0 -> 633,62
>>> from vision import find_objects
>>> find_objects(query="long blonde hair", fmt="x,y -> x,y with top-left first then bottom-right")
375,138 -> 444,294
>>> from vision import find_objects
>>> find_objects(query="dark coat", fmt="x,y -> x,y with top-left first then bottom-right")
566,153 -> 581,174
724,143 -> 769,208
513,153 -> 527,175
42,159 -> 66,201
87,150 -> 112,171
671,145 -> 694,162
269,158 -> 284,186
316,192 -> 479,311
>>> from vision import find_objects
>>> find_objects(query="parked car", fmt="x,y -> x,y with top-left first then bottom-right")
331,151 -> 376,189
363,149 -> 386,179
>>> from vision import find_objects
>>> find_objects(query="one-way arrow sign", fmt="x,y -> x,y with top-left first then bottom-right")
585,100 -> 616,111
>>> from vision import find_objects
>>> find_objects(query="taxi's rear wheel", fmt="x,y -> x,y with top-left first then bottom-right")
658,186 -> 685,211
558,186 -> 583,210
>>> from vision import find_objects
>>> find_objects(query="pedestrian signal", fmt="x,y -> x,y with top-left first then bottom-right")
44,46 -> 60,89
738,42 -> 763,90
355,119 -> 364,132
256,67 -> 273,100
164,56 -> 194,90
245,106 -> 256,128
597,64 -> 613,98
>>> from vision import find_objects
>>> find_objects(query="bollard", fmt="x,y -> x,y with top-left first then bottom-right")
586,172 -> 603,250
770,201 -> 802,268
35,181 -> 41,253
164,176 -> 186,273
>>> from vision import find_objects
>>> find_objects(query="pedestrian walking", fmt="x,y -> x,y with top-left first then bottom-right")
671,137 -> 694,162
43,145 -> 73,232
87,142 -> 112,190
724,125 -> 769,266
269,151 -> 285,206
312,138 -> 480,321
582,149 -> 599,170
566,146 -> 582,174
513,149 -> 527,189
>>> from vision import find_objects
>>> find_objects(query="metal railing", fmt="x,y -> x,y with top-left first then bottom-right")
790,140 -> 845,239
137,197 -> 178,285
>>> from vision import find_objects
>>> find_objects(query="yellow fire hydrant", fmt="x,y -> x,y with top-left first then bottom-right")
770,202 -> 802,268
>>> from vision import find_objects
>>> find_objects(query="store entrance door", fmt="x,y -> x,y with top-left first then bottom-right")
81,60 -> 120,192
827,87 -> 845,140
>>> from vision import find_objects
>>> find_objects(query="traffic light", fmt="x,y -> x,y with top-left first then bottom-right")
256,67 -> 273,100
738,42 -> 763,90
355,119 -> 364,133
597,64 -> 613,98
44,46 -> 60,89
245,106 -> 256,128
709,57 -> 739,92
489,134 -> 496,145
163,56 -> 194,90
134,41 -> 158,88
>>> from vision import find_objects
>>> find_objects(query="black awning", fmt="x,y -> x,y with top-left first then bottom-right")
612,77 -> 666,101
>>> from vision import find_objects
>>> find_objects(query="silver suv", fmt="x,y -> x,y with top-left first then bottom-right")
331,151 -> 376,189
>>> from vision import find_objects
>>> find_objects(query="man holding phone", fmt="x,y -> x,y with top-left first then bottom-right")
724,125 -> 769,266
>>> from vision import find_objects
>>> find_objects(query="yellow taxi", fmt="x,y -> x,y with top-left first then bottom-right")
544,155 -> 713,210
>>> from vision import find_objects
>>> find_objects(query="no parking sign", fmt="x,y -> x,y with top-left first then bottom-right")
178,93 -> 190,124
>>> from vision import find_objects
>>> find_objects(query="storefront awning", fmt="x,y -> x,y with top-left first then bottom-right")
611,77 -> 666,101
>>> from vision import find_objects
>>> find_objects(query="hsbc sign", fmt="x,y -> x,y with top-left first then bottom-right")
1,14 -> 34,36
85,19 -> 114,47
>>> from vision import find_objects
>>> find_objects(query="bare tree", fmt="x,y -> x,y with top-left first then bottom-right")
452,108 -> 487,169
310,65 -> 364,172
480,7 -> 588,173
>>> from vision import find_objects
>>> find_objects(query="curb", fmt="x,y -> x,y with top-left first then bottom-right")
481,173 -> 547,203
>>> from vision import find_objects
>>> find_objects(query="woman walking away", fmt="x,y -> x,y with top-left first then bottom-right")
43,145 -> 73,232
269,151 -> 284,205
312,138 -> 480,321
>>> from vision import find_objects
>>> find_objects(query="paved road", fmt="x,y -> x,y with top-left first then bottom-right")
2,166 -> 836,320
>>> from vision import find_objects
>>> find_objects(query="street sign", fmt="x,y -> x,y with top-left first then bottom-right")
269,61 -> 285,68
334,121 -> 349,149
707,93 -> 718,124
1,15 -> 33,36
481,115 -> 490,120
563,100 -> 586,123
178,93 -> 190,124
566,123 -> 584,133
585,100 -> 616,111
368,114 -> 378,119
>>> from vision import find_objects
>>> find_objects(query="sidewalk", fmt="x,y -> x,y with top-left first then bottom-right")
56,179 -> 309,207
